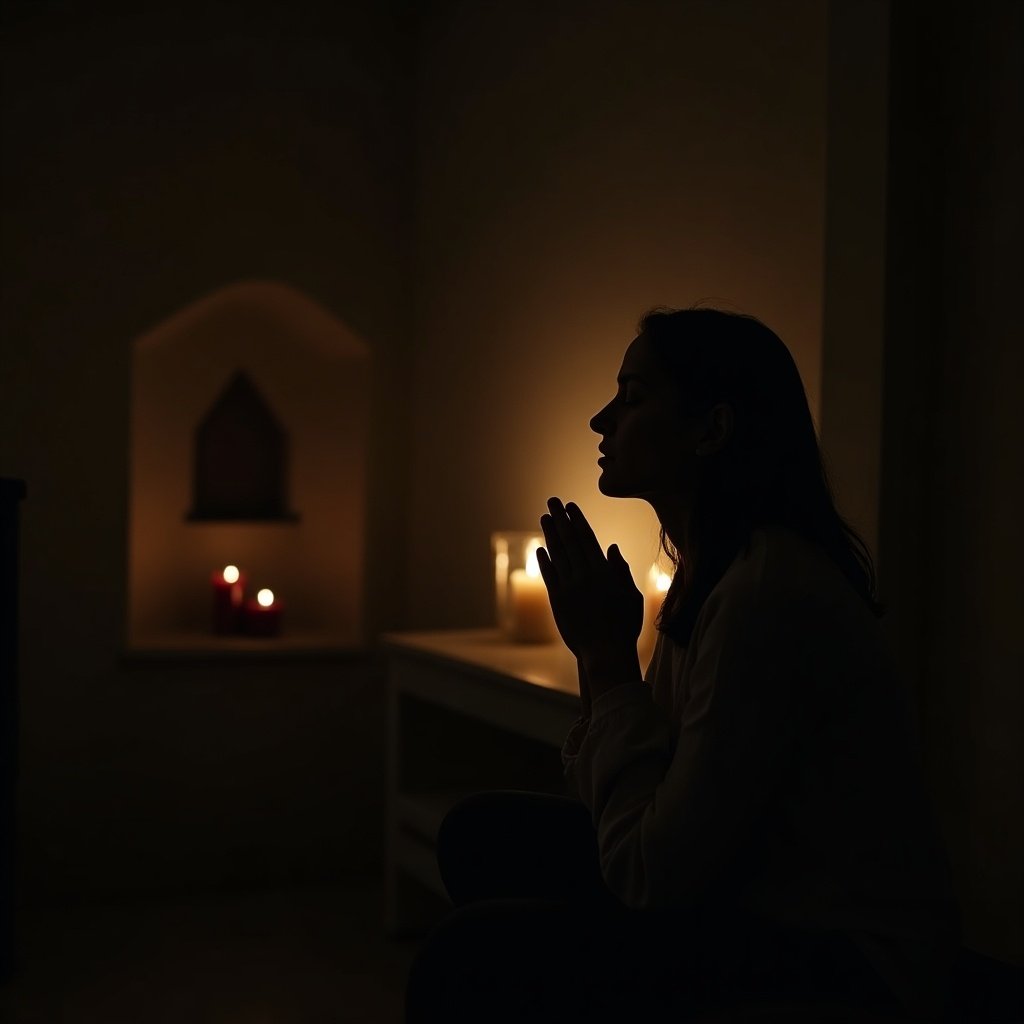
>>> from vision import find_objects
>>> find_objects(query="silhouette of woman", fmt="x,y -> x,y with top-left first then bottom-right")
405,308 -> 959,1023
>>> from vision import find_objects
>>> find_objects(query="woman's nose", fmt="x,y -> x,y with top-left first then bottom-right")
590,400 -> 613,435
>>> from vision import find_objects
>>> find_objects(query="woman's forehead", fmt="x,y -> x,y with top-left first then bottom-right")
618,333 -> 660,379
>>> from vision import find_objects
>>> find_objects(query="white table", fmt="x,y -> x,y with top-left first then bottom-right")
380,629 -> 582,934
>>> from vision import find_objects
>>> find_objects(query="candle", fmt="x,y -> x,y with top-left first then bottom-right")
211,564 -> 245,634
639,563 -> 672,661
508,541 -> 557,643
244,587 -> 283,637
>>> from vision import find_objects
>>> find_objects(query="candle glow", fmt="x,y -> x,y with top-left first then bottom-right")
212,564 -> 245,634
640,563 -> 672,660
257,588 -> 275,608
508,538 -> 555,642
525,539 -> 542,578
647,563 -> 672,592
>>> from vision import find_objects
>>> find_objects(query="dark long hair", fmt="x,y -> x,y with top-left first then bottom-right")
642,307 -> 883,646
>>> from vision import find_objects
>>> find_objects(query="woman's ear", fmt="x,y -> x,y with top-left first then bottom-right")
695,402 -> 734,457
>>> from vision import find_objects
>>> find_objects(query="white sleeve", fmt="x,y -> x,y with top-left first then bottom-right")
569,580 -> 807,910
561,715 -> 591,770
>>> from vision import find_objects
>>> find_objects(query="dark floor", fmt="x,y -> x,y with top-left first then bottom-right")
0,879 -> 426,1024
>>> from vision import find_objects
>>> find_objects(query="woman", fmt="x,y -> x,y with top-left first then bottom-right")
405,308 -> 959,1022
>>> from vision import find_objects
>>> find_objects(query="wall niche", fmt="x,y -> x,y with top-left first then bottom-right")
189,370 -> 296,523
128,281 -> 369,651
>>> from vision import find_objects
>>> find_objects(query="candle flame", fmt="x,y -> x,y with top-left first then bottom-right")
525,538 -> 541,579
649,563 -> 671,592
257,588 -> 274,607
223,565 -> 240,584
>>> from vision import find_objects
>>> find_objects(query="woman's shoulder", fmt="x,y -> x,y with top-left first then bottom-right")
661,524 -> 867,656
712,523 -> 852,618
684,524 -> 880,666
744,523 -> 840,581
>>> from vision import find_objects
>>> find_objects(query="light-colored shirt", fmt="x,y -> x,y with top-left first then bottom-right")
562,524 -> 959,1018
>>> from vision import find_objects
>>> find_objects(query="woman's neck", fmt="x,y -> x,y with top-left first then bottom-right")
648,493 -> 696,573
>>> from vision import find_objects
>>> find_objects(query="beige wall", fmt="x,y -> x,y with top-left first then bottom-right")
409,0 -> 829,629
0,4 -> 412,897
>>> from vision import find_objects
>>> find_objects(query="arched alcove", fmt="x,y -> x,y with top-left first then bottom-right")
128,281 -> 370,650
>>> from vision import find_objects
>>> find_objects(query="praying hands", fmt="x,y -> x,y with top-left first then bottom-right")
537,496 -> 643,699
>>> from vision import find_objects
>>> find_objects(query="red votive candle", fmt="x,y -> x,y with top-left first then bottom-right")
244,588 -> 283,637
211,565 -> 245,634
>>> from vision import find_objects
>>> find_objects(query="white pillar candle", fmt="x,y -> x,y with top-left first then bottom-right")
639,563 -> 672,661
508,541 -> 557,643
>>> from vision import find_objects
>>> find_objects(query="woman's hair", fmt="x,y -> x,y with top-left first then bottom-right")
640,306 -> 883,645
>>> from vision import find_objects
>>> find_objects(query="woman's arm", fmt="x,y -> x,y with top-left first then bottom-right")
577,660 -> 593,719
561,662 -> 592,769
569,578 -> 808,910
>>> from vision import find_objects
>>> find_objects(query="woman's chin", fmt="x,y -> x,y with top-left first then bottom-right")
597,472 -> 629,497
598,468 -> 652,500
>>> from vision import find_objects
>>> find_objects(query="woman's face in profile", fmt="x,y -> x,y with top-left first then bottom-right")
590,333 -> 694,500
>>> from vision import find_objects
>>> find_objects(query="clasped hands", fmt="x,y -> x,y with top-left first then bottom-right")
537,497 -> 644,705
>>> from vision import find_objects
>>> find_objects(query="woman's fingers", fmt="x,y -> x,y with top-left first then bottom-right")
543,498 -> 613,581
545,497 -> 587,579
535,545 -> 557,590
565,502 -> 605,568
608,544 -> 633,583
540,511 -> 576,587
539,513 -> 562,581
537,501 -> 642,657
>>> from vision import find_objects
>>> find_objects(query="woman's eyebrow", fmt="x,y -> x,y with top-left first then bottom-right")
616,373 -> 648,386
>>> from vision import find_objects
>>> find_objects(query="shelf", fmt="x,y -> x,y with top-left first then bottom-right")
379,628 -> 579,699
383,635 -> 579,932
122,631 -> 369,665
